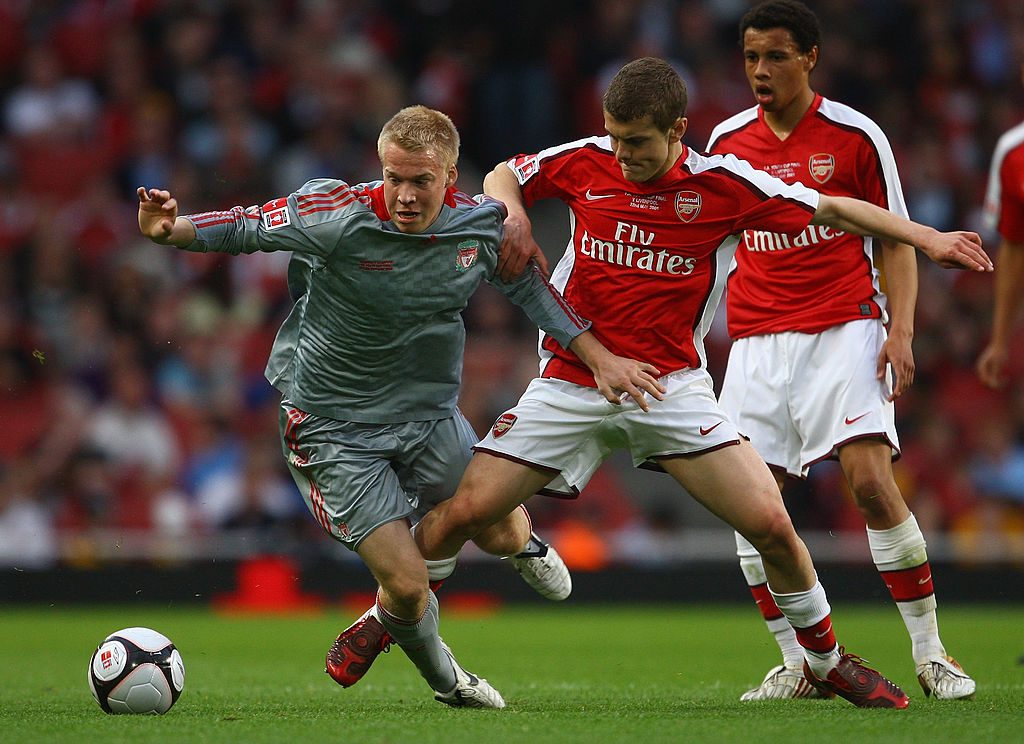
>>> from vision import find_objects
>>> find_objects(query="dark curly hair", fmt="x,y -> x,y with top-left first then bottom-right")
739,0 -> 821,54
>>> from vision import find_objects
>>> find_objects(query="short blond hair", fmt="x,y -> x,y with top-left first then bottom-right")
377,105 -> 460,170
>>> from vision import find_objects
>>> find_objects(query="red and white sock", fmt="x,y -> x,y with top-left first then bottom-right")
736,532 -> 805,669
769,578 -> 840,678
869,513 -> 945,663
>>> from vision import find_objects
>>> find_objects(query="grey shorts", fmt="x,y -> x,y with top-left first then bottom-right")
279,401 -> 475,550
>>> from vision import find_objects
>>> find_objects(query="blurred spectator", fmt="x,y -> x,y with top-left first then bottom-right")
970,415 -> 1024,506
84,357 -> 180,478
195,440 -> 304,533
1,1 -> 1023,565
0,461 -> 56,569
3,44 -> 98,139
53,447 -> 117,532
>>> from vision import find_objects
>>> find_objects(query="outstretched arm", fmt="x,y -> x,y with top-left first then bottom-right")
812,195 -> 992,272
484,162 -> 550,281
137,187 -> 196,247
977,238 -> 1024,389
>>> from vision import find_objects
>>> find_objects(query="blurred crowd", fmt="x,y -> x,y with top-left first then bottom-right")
2,0 -> 1024,570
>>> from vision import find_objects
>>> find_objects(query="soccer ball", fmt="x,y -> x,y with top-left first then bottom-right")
88,627 -> 185,714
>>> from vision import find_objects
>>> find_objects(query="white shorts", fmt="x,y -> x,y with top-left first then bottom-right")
718,318 -> 899,479
475,368 -> 741,497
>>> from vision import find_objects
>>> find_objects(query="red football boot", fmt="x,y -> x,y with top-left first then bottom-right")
325,609 -> 392,687
803,648 -> 910,709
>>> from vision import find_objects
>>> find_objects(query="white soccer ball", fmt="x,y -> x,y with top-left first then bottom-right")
88,627 -> 185,714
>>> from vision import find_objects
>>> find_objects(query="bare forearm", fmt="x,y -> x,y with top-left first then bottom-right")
812,196 -> 930,245
813,195 -> 990,272
483,163 -> 527,216
567,331 -> 665,410
153,217 -> 197,247
990,239 -> 1024,345
567,330 -> 607,370
880,240 -> 917,337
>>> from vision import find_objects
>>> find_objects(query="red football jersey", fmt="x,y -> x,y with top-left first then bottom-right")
707,94 -> 909,339
507,141 -> 818,387
984,120 -> 1024,243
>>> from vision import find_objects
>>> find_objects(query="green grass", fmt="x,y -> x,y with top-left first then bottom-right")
1,603 -> 1021,743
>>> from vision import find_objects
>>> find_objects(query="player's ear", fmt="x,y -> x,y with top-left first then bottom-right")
669,117 -> 688,143
805,45 -> 819,73
446,164 -> 458,189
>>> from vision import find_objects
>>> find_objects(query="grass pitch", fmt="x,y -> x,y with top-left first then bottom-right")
1,603 -> 1021,743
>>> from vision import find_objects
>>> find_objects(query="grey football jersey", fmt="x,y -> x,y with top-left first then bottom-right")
182,178 -> 590,423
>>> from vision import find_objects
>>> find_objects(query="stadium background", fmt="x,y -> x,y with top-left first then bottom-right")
1,0 -> 1022,605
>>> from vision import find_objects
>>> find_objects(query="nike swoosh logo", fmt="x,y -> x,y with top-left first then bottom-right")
585,189 -> 616,201
844,412 -> 869,425
918,574 -> 932,585
700,422 -> 723,436
814,623 -> 833,639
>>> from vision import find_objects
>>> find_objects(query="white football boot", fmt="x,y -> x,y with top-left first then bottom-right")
434,643 -> 506,709
740,664 -> 830,701
916,656 -> 976,700
506,532 -> 572,601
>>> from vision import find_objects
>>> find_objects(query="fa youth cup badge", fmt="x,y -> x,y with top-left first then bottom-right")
809,153 -> 835,184
674,191 -> 702,222
511,154 -> 540,181
455,240 -> 479,272
261,197 -> 291,230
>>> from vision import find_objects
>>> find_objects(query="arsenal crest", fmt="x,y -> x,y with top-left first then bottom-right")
809,153 -> 835,184
455,240 -> 479,271
491,412 -> 517,438
674,191 -> 702,222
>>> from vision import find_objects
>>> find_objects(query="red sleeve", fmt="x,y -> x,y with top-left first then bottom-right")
999,148 -> 1024,242
729,181 -> 817,238
509,151 -> 578,207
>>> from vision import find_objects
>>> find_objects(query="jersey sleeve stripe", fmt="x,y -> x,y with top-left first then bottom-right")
296,192 -> 355,208
189,208 -> 260,228
297,198 -> 356,217
531,264 -> 589,330
815,99 -> 908,217
296,192 -> 356,208
297,194 -> 356,216
705,106 -> 759,151
296,182 -> 353,203
710,162 -> 818,215
516,137 -> 610,172
984,122 -> 1024,228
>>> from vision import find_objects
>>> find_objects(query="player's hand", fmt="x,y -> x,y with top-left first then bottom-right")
137,187 -> 179,243
976,342 -> 1009,389
498,212 -> 550,281
878,329 -> 914,400
921,231 -> 992,272
593,356 -> 666,412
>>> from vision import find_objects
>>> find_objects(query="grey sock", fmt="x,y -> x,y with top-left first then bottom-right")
376,591 -> 455,692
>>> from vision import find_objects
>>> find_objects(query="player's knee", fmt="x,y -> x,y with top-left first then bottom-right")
746,509 -> 798,559
380,571 -> 429,616
441,494 -> 502,544
848,473 -> 901,517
